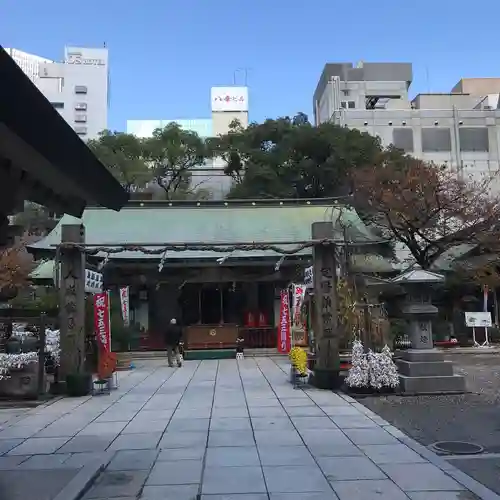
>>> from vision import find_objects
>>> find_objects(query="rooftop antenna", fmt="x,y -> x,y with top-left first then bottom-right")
233,68 -> 250,86
103,41 -> 107,48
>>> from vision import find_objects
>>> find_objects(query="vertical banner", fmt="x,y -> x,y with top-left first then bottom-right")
292,284 -> 306,327
119,286 -> 130,326
278,289 -> 291,353
93,292 -> 111,353
483,285 -> 489,312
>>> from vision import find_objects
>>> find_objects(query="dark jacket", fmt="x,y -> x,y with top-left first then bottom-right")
165,323 -> 182,346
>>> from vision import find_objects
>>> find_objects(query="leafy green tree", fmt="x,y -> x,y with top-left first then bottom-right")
14,203 -> 57,236
144,123 -> 209,200
87,130 -> 153,192
210,114 -> 383,199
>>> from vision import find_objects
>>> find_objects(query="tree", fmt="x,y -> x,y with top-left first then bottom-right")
209,114 -> 383,199
144,123 -> 209,200
352,153 -> 500,269
0,239 -> 32,297
87,130 -> 153,192
14,203 -> 57,237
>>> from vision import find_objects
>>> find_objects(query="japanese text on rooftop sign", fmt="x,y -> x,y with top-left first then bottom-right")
211,86 -> 248,112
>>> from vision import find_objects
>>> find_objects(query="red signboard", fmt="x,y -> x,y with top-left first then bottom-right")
277,290 -> 291,353
93,292 -> 111,353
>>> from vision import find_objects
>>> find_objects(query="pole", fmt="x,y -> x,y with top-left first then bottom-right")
197,287 -> 202,324
220,286 -> 224,324
363,298 -> 371,352
37,312 -> 46,396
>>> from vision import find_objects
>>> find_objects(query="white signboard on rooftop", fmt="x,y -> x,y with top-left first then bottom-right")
211,86 -> 248,112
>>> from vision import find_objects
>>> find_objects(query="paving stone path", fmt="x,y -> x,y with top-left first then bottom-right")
0,357 -> 498,499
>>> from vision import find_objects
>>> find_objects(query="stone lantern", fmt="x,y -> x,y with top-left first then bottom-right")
392,266 -> 465,394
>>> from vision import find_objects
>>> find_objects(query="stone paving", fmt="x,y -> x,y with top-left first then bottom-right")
0,357 -> 498,499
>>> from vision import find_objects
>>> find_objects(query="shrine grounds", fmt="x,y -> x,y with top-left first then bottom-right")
0,356 -> 499,499
361,350 -> 500,496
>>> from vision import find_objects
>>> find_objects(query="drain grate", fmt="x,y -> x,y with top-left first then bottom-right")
429,441 -> 484,455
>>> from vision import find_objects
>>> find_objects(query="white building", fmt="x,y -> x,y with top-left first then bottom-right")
4,48 -> 53,82
313,62 -> 500,187
6,46 -> 109,139
127,86 -> 249,199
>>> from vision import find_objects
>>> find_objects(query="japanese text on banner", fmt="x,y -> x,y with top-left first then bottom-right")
93,292 -> 111,353
278,290 -> 291,353
120,286 -> 130,327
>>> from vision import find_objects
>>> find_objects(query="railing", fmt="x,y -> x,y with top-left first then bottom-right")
240,327 -> 276,349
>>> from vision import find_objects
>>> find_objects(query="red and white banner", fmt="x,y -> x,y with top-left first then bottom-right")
278,289 -> 291,353
119,287 -> 130,326
94,292 -> 111,353
292,284 -> 306,327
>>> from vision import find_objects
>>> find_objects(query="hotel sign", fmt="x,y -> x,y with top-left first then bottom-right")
66,52 -> 105,66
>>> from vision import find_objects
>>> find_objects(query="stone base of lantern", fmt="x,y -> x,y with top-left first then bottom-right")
397,349 -> 466,395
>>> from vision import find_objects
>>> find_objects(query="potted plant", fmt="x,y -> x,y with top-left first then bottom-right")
289,347 -> 309,384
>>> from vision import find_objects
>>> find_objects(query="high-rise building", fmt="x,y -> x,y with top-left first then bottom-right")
211,86 -> 249,134
4,48 -> 53,82
6,46 -> 109,139
313,61 -> 500,187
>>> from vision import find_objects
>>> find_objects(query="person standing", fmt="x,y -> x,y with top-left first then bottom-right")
165,318 -> 183,367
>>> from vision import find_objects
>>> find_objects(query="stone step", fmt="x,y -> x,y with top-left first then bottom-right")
399,349 -> 445,363
397,359 -> 454,377
244,348 -> 283,357
184,349 -> 235,360
399,374 -> 466,395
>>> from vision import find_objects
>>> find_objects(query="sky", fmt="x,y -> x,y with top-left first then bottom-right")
2,0 -> 500,132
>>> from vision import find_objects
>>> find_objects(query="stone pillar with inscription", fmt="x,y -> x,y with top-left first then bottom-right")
393,266 -> 466,394
311,222 -> 341,389
59,224 -> 86,382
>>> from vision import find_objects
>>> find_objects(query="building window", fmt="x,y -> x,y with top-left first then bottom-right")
74,126 -> 87,135
421,128 -> 452,152
342,90 -> 350,96
50,102 -> 64,109
459,127 -> 489,152
74,114 -> 87,123
75,102 -> 87,111
392,128 -> 414,152
340,101 -> 356,109
74,85 -> 87,94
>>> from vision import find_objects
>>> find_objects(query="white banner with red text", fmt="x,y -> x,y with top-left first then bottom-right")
119,286 -> 130,327
277,289 -> 291,353
93,292 -> 111,353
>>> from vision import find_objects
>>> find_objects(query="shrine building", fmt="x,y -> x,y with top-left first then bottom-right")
29,199 -> 394,352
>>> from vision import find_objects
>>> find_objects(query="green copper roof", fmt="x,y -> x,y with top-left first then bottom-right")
29,259 -> 55,280
30,200 -> 381,260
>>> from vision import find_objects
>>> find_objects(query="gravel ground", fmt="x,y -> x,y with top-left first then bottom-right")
360,351 -> 500,494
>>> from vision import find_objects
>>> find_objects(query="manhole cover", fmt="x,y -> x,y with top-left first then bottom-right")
430,441 -> 484,455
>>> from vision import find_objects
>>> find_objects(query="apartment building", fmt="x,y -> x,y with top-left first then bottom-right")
313,62 -> 500,184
